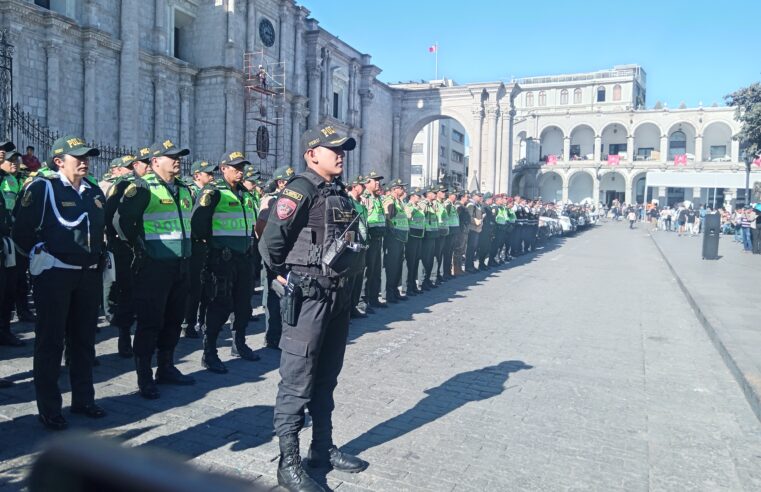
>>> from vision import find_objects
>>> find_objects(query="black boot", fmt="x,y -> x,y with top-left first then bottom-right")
117,327 -> 133,358
155,350 -> 195,385
0,328 -> 24,347
307,445 -> 369,473
277,434 -> 324,492
201,329 -> 227,374
184,323 -> 201,339
135,355 -> 159,399
231,329 -> 259,361
16,307 -> 35,323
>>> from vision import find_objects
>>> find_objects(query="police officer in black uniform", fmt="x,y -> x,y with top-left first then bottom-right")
259,125 -> 368,492
13,136 -> 107,430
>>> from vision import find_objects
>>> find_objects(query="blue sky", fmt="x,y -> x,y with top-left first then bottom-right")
302,0 -> 760,108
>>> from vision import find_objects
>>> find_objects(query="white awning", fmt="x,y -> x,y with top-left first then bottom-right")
645,171 -> 761,189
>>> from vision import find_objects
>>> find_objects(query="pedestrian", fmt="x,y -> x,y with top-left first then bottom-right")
116,139 -> 195,399
433,185 -> 451,281
382,179 -> 408,302
740,209 -> 752,252
751,205 -> 761,254
21,145 -> 41,173
191,150 -> 260,374
442,189 -> 459,278
13,136 -> 108,430
478,193 -> 494,270
259,125 -> 368,491
627,209 -> 636,229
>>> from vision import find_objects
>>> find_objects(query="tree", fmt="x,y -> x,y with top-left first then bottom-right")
725,83 -> 761,158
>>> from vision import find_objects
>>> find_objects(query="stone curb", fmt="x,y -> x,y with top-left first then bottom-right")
649,233 -> 761,423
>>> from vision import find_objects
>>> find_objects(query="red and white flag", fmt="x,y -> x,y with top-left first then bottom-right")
428,44 -> 437,53
753,156 -> 761,167
607,154 -> 620,165
674,154 -> 688,166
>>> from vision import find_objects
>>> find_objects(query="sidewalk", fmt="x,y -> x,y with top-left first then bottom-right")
651,230 -> 761,422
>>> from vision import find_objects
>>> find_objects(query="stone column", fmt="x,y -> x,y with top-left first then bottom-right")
307,66 -> 321,128
470,106 -> 483,189
45,39 -> 61,128
562,177 -> 569,202
153,73 -> 165,141
695,135 -> 703,162
358,89 -> 373,173
562,136 -> 570,162
625,178 -> 633,205
292,11 -> 304,94
155,0 -> 167,55
657,186 -> 667,205
179,85 -> 191,148
83,52 -> 97,140
391,113 -> 401,179
593,135 -> 602,162
246,0 -> 256,51
119,0 -> 140,147
224,87 -> 236,151
692,187 -> 703,205
486,104 -> 499,192
731,139 -> 740,162
347,62 -> 357,126
593,172 -> 601,205
626,135 -> 634,161
507,106 -> 515,194
660,134 -> 668,161
291,96 -> 306,171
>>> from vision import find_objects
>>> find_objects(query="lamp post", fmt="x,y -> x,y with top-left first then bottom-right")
743,155 -> 752,207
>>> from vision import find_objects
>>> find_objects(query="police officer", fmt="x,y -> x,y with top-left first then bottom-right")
106,148 -> 151,358
242,165 -> 263,321
419,187 -> 439,289
0,143 -> 24,346
465,192 -> 483,273
259,165 -> 294,349
452,191 -> 471,275
116,139 -> 195,399
13,136 -> 107,430
490,194 -> 508,265
183,160 -> 218,339
383,178 -> 408,303
404,187 -> 426,294
259,125 -> 368,492
434,185 -> 451,282
442,188 -> 459,280
347,176 -> 369,318
191,150 -> 259,374
361,170 -> 385,309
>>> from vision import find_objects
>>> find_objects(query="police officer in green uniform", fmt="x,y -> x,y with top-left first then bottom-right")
347,176 -> 369,318
478,193 -> 495,270
441,188 -> 459,280
191,150 -> 260,374
116,139 -> 195,399
452,190 -> 470,275
383,178 -> 409,302
404,187 -> 426,294
0,144 -> 24,346
419,187 -> 439,289
361,170 -> 385,309
13,136 -> 108,430
259,125 -> 368,492
433,185 -> 451,282
183,160 -> 218,339
490,194 -> 507,266
504,197 -> 516,260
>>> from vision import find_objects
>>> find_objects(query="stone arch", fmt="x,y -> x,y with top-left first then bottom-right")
598,169 -> 626,205
600,122 -> 629,159
701,120 -> 734,161
633,121 -> 662,161
666,121 -> 696,159
539,125 -> 564,162
538,169 -> 563,202
569,123 -> 595,160
568,168 -> 595,203
629,170 -> 650,204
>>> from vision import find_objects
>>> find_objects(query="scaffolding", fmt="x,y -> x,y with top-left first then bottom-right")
244,50 -> 286,179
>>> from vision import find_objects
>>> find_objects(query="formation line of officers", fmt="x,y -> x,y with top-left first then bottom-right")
0,125 -> 546,492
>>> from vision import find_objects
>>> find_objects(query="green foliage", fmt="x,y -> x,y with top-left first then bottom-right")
725,83 -> 761,159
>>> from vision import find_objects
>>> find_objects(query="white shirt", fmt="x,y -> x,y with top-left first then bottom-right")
57,170 -> 91,196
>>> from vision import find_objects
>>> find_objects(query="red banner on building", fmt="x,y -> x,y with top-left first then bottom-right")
546,154 -> 558,165
607,154 -> 620,165
753,156 -> 761,167
674,154 -> 687,166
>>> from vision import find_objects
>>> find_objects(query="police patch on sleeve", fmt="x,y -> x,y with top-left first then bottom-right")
199,190 -> 213,207
276,197 -> 298,220
21,190 -> 33,207
124,183 -> 137,198
107,184 -> 118,198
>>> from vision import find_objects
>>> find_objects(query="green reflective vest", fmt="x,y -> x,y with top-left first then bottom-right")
350,196 -> 368,244
446,200 -> 460,228
142,173 -> 192,259
384,196 -> 409,243
0,173 -> 19,211
366,193 -> 385,229
406,201 -> 425,238
422,200 -> 439,237
435,200 -> 450,236
211,182 -> 255,254
495,206 -> 508,225
506,208 -> 517,223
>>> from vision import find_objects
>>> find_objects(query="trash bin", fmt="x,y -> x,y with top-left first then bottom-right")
702,213 -> 720,260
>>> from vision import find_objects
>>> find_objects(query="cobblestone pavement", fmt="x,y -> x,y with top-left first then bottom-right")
2,223 -> 761,491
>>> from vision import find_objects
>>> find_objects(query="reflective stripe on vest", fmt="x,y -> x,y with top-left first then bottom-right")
495,206 -> 508,225
212,187 -> 253,238
435,201 -> 449,235
142,174 -> 191,258
406,203 -> 426,230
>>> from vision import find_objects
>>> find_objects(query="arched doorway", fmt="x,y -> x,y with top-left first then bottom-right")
538,171 -> 563,202
569,171 -> 593,203
539,126 -> 563,162
631,172 -> 652,205
512,172 -> 526,197
667,122 -> 696,160
600,123 -> 628,159
407,116 -> 471,190
701,121 -> 733,162
599,171 -> 625,205
569,124 -> 595,161
633,122 -> 661,161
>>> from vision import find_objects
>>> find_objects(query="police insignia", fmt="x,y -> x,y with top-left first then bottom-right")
124,183 -> 137,198
200,191 -> 213,207
21,191 -> 32,207
281,188 -> 303,201
276,197 -> 297,220
107,184 -> 117,198
182,198 -> 190,209
94,198 -> 103,209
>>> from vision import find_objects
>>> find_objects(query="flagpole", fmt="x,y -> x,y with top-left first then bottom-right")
435,42 -> 438,80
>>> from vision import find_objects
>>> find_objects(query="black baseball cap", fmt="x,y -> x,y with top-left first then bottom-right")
300,125 -> 356,152
0,141 -> 15,152
149,139 -> 189,158
219,150 -> 250,167
50,136 -> 99,158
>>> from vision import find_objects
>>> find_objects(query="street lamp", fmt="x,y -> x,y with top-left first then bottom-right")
743,154 -> 752,207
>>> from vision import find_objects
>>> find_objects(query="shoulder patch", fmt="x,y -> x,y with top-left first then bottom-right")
124,183 -> 137,198
107,183 -> 118,198
275,197 -> 298,220
281,188 -> 303,201
21,190 -> 33,207
199,191 -> 213,207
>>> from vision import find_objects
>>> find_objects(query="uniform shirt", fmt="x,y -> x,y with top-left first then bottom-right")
13,171 -> 106,267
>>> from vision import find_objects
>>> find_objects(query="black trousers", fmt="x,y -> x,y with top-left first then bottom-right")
384,236 -> 405,298
465,231 -> 480,270
33,268 -> 101,417
264,268 -> 282,345
490,226 -> 505,262
0,265 -> 17,329
405,235 -> 422,290
504,225 -> 514,257
752,227 -> 761,254
14,253 -> 31,311
203,249 -> 252,341
363,234 -> 383,303
512,224 -> 524,255
441,234 -> 453,278
110,240 -> 136,330
349,251 -> 366,310
478,228 -> 492,265
132,258 -> 188,359
433,236 -> 444,278
421,235 -> 436,283
184,240 -> 208,329
274,278 -> 352,446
